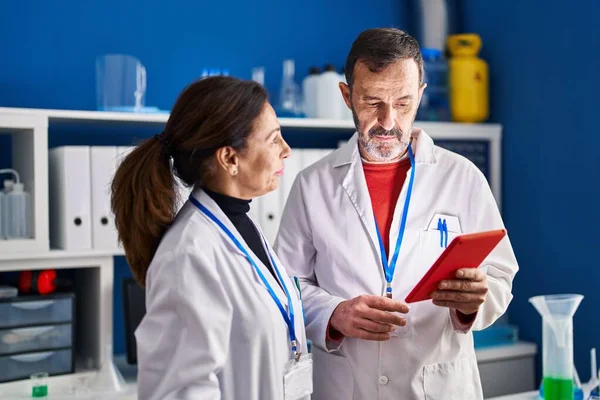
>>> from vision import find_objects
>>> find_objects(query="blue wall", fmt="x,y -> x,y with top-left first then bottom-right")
0,0 -> 404,111
462,0 -> 600,383
0,0 -> 405,356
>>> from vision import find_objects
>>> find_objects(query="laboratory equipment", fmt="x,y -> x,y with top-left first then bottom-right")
417,48 -> 450,121
0,168 -> 32,239
277,59 -> 303,118
316,64 -> 343,120
18,270 -> 59,295
538,365 -> 584,400
30,372 -> 48,398
302,66 -> 321,118
96,54 -> 159,113
530,294 -> 584,400
252,67 -> 266,86
447,33 -> 489,122
1,179 -> 14,239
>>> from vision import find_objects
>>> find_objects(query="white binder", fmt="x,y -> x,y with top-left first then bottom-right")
48,146 -> 92,250
90,146 -> 119,250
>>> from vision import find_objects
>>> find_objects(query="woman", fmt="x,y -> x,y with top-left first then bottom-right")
111,76 -> 311,400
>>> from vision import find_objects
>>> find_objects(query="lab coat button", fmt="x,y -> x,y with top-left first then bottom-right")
378,376 -> 389,385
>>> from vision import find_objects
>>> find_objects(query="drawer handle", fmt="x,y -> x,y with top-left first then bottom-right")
10,352 -> 54,362
10,326 -> 55,337
11,300 -> 56,310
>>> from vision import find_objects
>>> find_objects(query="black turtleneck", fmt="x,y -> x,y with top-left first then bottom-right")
203,188 -> 275,279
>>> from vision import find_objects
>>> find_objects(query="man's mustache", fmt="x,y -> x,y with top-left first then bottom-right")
368,127 -> 403,138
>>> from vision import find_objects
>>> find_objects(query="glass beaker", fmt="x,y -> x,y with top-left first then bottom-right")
96,54 -> 147,112
529,294 -> 584,400
276,59 -> 303,117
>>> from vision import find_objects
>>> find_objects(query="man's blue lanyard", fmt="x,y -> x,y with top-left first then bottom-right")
373,143 -> 416,299
189,195 -> 299,360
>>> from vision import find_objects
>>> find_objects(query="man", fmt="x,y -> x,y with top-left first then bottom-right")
275,28 -> 518,400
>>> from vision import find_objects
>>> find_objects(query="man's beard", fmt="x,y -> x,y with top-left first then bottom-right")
352,106 -> 412,162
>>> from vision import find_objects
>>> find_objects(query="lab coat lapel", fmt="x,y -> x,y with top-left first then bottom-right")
334,134 -> 383,267
193,189 -> 289,307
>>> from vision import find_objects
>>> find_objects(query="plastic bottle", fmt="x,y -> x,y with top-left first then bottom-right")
1,178 -> 15,239
316,64 -> 343,119
302,67 -> 321,118
417,48 -> 450,121
0,169 -> 32,239
5,182 -> 32,239
447,33 -> 489,122
277,59 -> 303,118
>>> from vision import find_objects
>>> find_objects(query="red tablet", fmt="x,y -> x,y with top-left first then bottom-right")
404,229 -> 507,303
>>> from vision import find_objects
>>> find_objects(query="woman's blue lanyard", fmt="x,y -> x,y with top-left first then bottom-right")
374,143 -> 416,299
189,195 -> 300,360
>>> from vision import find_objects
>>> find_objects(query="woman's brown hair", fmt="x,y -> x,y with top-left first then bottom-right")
111,76 -> 268,286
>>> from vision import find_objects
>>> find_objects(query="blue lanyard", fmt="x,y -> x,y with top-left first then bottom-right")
189,195 -> 299,359
374,143 -> 416,298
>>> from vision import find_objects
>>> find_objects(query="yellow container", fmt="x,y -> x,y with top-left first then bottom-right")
447,34 -> 489,123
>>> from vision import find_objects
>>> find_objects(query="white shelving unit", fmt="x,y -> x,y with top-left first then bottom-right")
0,107 -> 504,394
0,106 -> 502,210
0,251 -> 115,394
0,113 -> 49,253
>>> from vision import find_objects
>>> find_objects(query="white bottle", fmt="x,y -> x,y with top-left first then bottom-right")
316,64 -> 343,120
338,68 -> 354,121
302,67 -> 321,118
5,182 -> 32,239
1,179 -> 15,239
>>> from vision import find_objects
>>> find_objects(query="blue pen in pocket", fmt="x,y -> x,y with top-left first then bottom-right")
437,218 -> 443,248
442,219 -> 448,248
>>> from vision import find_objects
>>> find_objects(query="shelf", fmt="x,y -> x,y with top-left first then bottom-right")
0,248 -> 120,271
0,107 -> 499,133
0,369 -> 137,399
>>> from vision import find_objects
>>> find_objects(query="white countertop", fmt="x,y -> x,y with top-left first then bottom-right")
488,391 -> 538,400
0,348 -> 539,399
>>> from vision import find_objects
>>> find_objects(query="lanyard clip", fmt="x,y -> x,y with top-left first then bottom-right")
291,340 -> 301,362
385,281 -> 392,299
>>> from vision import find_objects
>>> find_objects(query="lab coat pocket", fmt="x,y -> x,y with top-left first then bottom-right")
423,355 -> 483,400
418,214 -> 462,271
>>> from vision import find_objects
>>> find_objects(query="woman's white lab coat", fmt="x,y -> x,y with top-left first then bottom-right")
135,189 -> 308,400
275,129 -> 518,400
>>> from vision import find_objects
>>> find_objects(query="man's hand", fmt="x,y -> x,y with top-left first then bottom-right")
431,268 -> 488,315
329,295 -> 410,341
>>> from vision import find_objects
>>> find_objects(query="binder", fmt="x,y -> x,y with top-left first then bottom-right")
90,146 -> 119,250
48,146 -> 92,250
